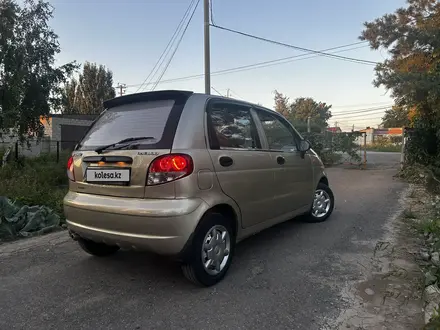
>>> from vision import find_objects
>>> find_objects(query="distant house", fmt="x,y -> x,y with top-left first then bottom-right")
40,114 -> 98,150
326,127 -> 342,133
357,127 -> 403,145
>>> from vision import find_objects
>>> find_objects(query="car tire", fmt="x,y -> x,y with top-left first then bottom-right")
77,238 -> 120,257
303,182 -> 335,223
181,212 -> 235,287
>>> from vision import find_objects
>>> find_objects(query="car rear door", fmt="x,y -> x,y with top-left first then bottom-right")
206,99 -> 276,229
69,91 -> 192,199
254,109 -> 314,217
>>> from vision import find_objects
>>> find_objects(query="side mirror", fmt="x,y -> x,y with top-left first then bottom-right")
299,139 -> 311,152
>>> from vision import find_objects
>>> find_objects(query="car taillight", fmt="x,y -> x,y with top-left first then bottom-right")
147,154 -> 193,185
67,156 -> 75,181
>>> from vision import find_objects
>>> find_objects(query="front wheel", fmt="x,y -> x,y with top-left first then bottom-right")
181,212 -> 235,287
303,182 -> 335,223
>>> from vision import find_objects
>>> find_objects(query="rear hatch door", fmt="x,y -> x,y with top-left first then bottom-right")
69,91 -> 192,198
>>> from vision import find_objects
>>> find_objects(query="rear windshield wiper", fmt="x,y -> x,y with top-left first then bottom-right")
95,137 -> 156,154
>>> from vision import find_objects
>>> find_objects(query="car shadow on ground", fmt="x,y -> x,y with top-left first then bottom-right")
75,215 -> 319,289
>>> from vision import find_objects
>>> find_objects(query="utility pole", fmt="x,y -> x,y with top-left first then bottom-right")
226,88 -> 230,98
116,83 -> 126,97
307,116 -> 311,133
204,0 -> 211,95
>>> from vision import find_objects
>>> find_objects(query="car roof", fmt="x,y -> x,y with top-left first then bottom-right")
103,89 -> 273,114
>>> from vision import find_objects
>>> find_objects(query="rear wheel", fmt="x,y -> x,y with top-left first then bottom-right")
303,182 -> 334,223
77,238 -> 120,257
181,212 -> 235,287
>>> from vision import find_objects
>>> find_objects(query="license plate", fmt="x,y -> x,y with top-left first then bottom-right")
86,168 -> 130,182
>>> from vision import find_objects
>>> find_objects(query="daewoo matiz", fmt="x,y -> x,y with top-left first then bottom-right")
64,90 -> 334,286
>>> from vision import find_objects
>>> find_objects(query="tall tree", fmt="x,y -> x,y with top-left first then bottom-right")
290,97 -> 332,128
61,79 -> 78,114
381,105 -> 410,128
62,62 -> 116,114
0,0 -> 77,139
273,90 -> 290,117
360,0 -> 440,164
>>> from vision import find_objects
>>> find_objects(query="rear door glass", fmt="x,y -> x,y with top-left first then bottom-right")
207,102 -> 261,150
78,99 -> 175,150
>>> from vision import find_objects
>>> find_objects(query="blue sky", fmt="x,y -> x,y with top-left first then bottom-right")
49,0 -> 407,130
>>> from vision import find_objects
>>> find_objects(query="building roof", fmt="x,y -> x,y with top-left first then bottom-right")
48,114 -> 98,120
327,127 -> 342,133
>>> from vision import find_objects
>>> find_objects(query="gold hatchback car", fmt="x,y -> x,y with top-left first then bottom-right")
64,90 -> 334,286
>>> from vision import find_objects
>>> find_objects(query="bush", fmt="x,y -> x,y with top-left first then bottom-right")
302,131 -> 362,165
0,152 -> 70,217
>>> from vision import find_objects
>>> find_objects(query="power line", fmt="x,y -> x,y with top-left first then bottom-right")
151,0 -> 200,90
211,86 -> 224,96
332,105 -> 392,116
209,0 -> 215,25
332,101 -> 392,109
122,41 -> 369,89
135,0 -> 196,93
228,89 -> 243,99
336,115 -> 384,121
210,23 -> 379,66
333,110 -> 388,119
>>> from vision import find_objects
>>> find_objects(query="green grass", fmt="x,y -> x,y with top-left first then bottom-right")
417,218 -> 440,237
365,144 -> 402,152
0,152 -> 70,217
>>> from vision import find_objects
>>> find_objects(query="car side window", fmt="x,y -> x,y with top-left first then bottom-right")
207,102 -> 261,150
256,110 -> 299,151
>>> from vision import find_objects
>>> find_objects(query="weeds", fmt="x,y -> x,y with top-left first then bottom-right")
418,218 -> 440,236
0,152 -> 70,217
403,207 -> 417,219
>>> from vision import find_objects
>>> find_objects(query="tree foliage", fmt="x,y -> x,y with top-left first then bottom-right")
273,91 -> 332,130
360,0 -> 440,170
273,90 -> 290,117
61,61 -> 115,115
381,105 -> 410,128
0,0 -> 77,140
290,97 -> 332,128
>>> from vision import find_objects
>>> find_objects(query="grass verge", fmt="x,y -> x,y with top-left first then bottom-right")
0,152 -> 69,218
365,144 -> 402,152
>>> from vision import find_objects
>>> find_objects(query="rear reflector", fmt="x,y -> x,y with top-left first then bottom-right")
147,154 -> 193,185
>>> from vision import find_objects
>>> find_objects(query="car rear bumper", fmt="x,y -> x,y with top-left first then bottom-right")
63,191 -> 209,255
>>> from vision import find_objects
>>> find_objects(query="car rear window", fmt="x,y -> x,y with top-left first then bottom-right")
78,99 -> 175,150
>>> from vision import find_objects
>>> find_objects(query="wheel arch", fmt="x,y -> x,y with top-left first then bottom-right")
177,202 -> 240,262
318,175 -> 329,187
207,203 -> 239,238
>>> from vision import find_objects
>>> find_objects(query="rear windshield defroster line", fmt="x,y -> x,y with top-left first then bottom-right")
76,90 -> 193,151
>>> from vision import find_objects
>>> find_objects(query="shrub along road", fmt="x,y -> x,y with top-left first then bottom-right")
0,152 -> 419,330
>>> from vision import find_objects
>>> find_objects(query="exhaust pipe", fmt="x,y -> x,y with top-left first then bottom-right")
68,230 -> 80,241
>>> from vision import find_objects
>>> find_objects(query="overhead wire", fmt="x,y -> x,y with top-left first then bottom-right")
332,105 -> 392,116
210,23 -> 379,66
150,0 -> 200,90
211,86 -> 224,96
331,101 -> 392,109
228,89 -> 243,99
135,0 -> 196,93
122,41 -> 370,89
333,112 -> 386,120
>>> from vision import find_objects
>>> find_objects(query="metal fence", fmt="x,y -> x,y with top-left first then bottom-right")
0,138 -> 78,163
301,130 -> 367,168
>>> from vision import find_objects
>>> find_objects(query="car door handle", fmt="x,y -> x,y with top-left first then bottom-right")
276,156 -> 285,165
219,156 -> 233,167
